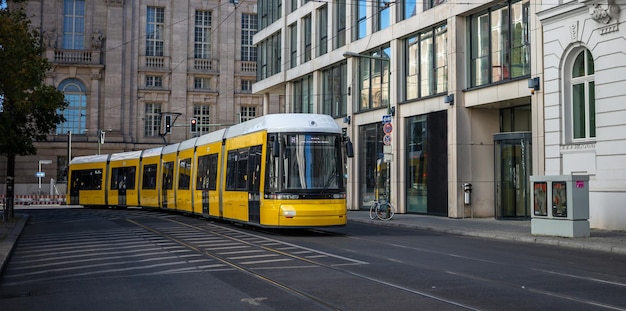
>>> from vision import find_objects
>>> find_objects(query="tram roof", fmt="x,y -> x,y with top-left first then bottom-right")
69,154 -> 110,164
177,137 -> 198,152
109,150 -> 142,161
196,128 -> 227,146
161,142 -> 180,155
141,146 -> 163,158
224,113 -> 341,139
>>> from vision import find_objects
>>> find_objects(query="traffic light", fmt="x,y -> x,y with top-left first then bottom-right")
190,118 -> 197,133
163,115 -> 172,134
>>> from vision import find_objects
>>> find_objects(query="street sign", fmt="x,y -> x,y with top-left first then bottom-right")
36,172 -> 45,178
382,115 -> 392,124
383,134 -> 392,146
383,122 -> 393,134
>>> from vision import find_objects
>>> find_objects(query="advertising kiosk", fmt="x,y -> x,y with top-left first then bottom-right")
529,175 -> 590,238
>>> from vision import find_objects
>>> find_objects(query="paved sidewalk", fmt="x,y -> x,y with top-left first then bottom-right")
348,210 -> 626,255
1,209 -> 626,276
0,213 -> 29,274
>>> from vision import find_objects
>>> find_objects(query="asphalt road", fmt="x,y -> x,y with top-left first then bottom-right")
1,207 -> 625,311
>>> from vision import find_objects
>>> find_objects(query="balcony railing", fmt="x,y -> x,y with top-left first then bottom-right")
190,58 -> 219,73
142,56 -> 170,71
46,49 -> 101,65
237,61 -> 257,75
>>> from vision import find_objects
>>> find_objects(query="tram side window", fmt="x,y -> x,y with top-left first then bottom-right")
163,161 -> 174,190
142,164 -> 157,189
197,154 -> 218,190
265,143 -> 279,192
127,167 -> 136,189
226,148 -> 250,191
72,169 -> 103,190
111,167 -> 136,190
237,150 -> 249,190
248,145 -> 262,192
178,158 -> 192,190
226,151 -> 237,190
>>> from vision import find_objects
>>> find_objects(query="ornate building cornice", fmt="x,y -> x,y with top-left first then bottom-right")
580,0 -> 620,34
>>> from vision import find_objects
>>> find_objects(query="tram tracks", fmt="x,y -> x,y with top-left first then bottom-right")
128,215 -> 483,311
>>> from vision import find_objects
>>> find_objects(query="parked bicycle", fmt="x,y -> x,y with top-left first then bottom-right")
369,198 -> 395,221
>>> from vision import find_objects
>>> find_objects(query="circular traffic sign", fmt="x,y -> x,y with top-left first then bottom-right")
383,122 -> 393,134
383,134 -> 392,145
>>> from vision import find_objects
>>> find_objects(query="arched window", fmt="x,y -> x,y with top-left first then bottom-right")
57,79 -> 87,134
565,47 -> 595,142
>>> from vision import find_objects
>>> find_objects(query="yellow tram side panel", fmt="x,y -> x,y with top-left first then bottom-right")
107,150 -> 142,207
193,129 -> 226,218
195,143 -> 223,218
160,143 -> 180,211
139,147 -> 163,208
222,130 -> 267,223
67,155 -> 109,207
262,199 -> 347,227
175,137 -> 198,214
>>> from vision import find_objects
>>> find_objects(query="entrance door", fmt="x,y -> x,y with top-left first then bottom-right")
494,132 -> 532,218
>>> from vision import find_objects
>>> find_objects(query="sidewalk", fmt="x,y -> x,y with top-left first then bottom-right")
348,210 -> 626,255
1,209 -> 626,276
0,213 -> 29,274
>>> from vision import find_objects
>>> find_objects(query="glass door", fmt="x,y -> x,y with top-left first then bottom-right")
494,132 -> 532,218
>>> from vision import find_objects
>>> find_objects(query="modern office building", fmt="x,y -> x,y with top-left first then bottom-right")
252,0 -> 625,230
1,0 -> 279,195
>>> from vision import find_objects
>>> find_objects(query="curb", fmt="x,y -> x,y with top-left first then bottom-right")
0,214 -> 29,275
348,217 -> 626,256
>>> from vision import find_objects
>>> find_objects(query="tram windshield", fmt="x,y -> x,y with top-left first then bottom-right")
268,133 -> 342,191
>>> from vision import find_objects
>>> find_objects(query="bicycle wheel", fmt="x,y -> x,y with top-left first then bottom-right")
387,202 -> 396,220
377,202 -> 395,221
369,202 -> 378,220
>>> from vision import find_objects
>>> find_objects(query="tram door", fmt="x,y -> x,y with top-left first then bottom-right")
117,176 -> 127,207
494,132 -> 532,218
70,176 -> 80,205
112,167 -> 134,207
247,146 -> 262,224
162,162 -> 174,209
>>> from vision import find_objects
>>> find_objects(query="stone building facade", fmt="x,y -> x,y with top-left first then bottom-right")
538,0 -> 626,230
1,0 -> 280,195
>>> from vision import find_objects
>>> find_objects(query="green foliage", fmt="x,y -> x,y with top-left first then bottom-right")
0,4 -> 67,157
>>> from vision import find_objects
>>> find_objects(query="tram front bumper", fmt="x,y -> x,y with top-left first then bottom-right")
277,202 -> 347,227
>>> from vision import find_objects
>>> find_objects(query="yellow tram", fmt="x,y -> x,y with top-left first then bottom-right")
138,146 -> 163,208
108,150 -> 142,208
67,154 -> 109,207
67,113 -> 353,228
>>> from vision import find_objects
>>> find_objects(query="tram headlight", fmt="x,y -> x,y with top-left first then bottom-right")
332,193 -> 346,199
280,207 -> 296,218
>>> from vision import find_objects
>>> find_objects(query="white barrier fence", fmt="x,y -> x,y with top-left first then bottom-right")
0,194 -> 66,205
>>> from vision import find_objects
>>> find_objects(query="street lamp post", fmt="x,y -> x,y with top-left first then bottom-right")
38,160 -> 52,195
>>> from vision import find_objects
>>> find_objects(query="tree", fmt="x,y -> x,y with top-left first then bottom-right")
0,2 -> 67,220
